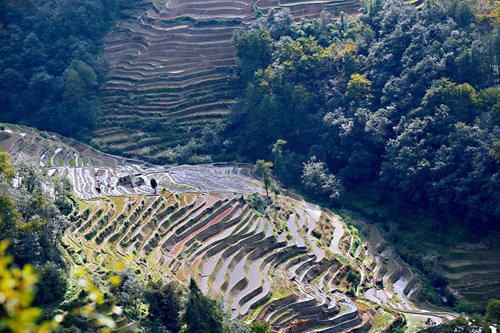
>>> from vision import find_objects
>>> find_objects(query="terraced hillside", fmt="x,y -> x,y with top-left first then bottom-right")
1,124 -> 455,332
93,0 -> 360,161
440,248 -> 500,309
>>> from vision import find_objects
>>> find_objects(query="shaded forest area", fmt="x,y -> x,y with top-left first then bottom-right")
0,0 -> 136,139
222,0 -> 500,237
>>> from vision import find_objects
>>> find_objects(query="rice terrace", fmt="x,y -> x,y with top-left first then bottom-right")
0,0 -> 499,331
94,0 -> 360,160
1,124 -> 458,332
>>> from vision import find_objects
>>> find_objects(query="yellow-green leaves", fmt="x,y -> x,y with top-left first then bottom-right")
345,73 -> 371,104
0,240 -> 58,333
0,238 -> 130,333
0,153 -> 15,181
0,195 -> 20,237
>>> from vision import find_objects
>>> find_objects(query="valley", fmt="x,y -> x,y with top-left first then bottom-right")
0,124 -> 460,331
1,0 -> 499,331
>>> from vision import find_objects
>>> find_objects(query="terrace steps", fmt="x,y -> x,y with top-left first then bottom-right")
62,189 -> 411,332
95,0 -> 360,160
439,248 -> 500,304
0,125 -> 461,331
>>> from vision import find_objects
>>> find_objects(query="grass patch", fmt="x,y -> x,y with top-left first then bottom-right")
403,313 -> 428,332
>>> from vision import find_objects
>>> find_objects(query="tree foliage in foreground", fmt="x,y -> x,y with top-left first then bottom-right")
486,298 -> 500,325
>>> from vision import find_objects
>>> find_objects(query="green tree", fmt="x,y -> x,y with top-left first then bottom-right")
492,141 -> 500,163
421,78 -> 478,123
0,152 -> 15,181
301,156 -> 343,201
344,73 -> 371,105
271,139 -> 287,176
183,279 -> 223,333
253,160 -> 273,197
145,281 -> 182,332
235,29 -> 273,83
448,0 -> 476,28
486,298 -> 500,324
0,195 -> 20,238
33,262 -> 67,306
71,60 -> 97,91
150,178 -> 158,194
0,155 -> 71,265
250,321 -> 270,333
62,67 -> 86,107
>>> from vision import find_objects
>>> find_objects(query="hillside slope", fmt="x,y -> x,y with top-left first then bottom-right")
0,124 -> 458,332
93,0 -> 359,161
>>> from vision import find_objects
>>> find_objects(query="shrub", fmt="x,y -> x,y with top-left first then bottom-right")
33,262 -> 67,305
346,269 -> 360,287
312,228 -> 322,239
486,299 -> 500,324
250,322 -> 270,333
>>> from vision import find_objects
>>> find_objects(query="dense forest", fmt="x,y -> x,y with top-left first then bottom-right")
221,0 -> 499,234
0,0 -> 137,139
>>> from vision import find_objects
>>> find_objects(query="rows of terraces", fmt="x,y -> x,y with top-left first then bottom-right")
1,124 -> 455,332
93,0 -> 360,161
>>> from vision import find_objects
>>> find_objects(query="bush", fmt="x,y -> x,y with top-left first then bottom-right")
312,228 -> 322,239
346,269 -> 360,287
0,124 -> 5,131
421,277 -> 440,305
454,300 -> 485,314
250,322 -> 270,333
486,299 -> 500,324
33,262 -> 67,305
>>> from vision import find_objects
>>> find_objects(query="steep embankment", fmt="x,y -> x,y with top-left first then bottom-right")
440,248 -> 500,309
93,0 -> 359,160
1,124 -> 455,332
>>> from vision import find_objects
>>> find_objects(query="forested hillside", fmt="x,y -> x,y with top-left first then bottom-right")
223,0 -> 500,233
90,0 -> 359,162
1,0 -> 500,331
0,0 -> 140,138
